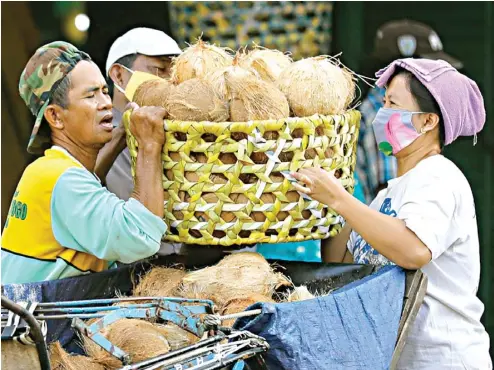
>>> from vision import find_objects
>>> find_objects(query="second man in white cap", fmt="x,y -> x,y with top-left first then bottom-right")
96,27 -> 182,255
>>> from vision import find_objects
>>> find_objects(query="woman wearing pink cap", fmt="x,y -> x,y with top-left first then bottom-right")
293,59 -> 491,369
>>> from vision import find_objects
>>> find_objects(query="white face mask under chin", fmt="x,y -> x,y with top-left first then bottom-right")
112,64 -> 133,96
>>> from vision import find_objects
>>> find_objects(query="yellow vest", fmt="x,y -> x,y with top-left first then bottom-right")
2,148 -> 107,273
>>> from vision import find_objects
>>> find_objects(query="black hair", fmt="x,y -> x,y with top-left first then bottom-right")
389,67 -> 446,149
107,53 -> 139,97
37,74 -> 72,152
50,74 -> 71,109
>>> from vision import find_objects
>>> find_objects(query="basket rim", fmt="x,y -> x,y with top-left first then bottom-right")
163,110 -> 361,131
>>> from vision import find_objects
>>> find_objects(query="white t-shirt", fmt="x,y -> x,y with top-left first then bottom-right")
348,155 -> 491,369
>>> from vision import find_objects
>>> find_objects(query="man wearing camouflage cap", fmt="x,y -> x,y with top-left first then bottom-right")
1,41 -> 168,284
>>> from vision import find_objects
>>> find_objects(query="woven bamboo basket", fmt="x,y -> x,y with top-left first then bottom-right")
123,110 -> 360,246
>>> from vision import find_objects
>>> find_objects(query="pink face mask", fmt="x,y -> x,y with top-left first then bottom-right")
371,108 -> 424,155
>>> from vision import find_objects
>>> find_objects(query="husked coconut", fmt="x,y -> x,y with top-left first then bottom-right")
50,342 -> 104,370
133,267 -> 186,297
185,171 -> 199,183
221,293 -> 275,327
239,173 -> 257,184
239,47 -> 292,82
154,323 -> 200,350
251,193 -> 275,222
167,79 -> 229,122
228,77 -> 289,122
250,150 -> 269,164
192,152 -> 208,163
179,252 -> 291,306
286,285 -> 316,302
83,319 -> 170,370
231,131 -> 249,141
270,173 -> 285,183
205,55 -> 289,122
229,98 -> 250,122
204,58 -> 259,102
278,151 -> 294,162
219,153 -> 237,164
210,173 -> 229,184
305,147 -> 334,160
174,132 -> 188,141
133,79 -> 174,109
185,192 -> 237,239
193,192 -> 240,224
277,56 -> 356,116
171,39 -> 233,84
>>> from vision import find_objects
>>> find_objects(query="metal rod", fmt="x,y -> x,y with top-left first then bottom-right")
123,334 -> 226,369
1,296 -> 51,370
35,296 -> 213,307
26,303 -> 156,314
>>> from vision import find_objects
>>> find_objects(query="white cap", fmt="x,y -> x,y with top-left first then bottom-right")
105,27 -> 182,75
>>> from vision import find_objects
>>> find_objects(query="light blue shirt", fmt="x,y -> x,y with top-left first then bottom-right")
1,146 -> 166,284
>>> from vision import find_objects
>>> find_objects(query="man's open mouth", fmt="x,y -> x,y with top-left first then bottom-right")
100,114 -> 113,129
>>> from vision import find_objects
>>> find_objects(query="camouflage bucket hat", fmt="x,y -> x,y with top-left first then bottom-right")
19,41 -> 91,154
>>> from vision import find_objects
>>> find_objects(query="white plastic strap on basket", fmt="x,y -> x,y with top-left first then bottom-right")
169,126 -> 334,234
251,126 -> 330,235
249,126 -> 287,199
266,126 -> 330,234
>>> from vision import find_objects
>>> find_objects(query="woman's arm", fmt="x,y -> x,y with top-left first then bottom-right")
321,223 -> 352,263
334,194 -> 431,269
292,168 -> 432,270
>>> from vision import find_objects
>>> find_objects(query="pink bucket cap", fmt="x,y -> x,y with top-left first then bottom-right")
375,58 -> 485,145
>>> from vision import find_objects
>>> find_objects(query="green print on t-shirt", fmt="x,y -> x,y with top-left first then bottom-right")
4,191 -> 28,228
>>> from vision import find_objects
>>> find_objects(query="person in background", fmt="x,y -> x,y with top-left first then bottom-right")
356,20 -> 463,203
293,58 -> 491,369
1,42 -> 168,284
96,27 -> 182,256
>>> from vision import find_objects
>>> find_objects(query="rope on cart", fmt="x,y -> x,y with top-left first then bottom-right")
204,309 -> 262,328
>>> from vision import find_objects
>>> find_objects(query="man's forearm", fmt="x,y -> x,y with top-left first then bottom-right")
131,144 -> 164,218
95,128 -> 126,181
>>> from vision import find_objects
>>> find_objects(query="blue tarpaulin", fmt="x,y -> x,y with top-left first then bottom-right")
235,265 -> 405,370
2,263 -> 405,368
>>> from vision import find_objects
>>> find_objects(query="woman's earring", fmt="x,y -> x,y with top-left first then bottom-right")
420,127 -> 426,134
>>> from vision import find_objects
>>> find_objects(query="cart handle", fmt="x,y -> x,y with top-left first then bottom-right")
1,296 -> 51,370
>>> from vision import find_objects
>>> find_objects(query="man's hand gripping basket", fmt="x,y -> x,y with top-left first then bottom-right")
123,110 -> 360,246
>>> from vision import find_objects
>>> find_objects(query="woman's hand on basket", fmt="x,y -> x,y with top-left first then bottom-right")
291,168 -> 349,211
130,106 -> 167,150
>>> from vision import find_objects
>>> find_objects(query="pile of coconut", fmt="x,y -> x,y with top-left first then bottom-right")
130,252 -> 321,322
50,253 -> 322,368
134,38 -> 356,126
132,39 -> 358,237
